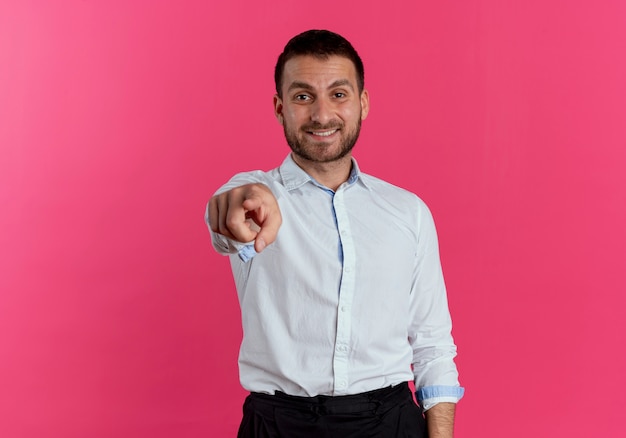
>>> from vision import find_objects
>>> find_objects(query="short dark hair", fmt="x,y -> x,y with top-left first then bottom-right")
274,29 -> 365,97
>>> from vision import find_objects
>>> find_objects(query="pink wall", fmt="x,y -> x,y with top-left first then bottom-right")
1,1 -> 625,436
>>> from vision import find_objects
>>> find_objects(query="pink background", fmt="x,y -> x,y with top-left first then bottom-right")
1,1 -> 625,437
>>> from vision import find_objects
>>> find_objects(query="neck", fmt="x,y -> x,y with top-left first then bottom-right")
291,153 -> 353,191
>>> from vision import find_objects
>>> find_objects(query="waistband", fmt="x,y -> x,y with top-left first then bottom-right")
248,383 -> 412,416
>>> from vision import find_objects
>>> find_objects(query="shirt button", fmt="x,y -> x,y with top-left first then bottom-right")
337,380 -> 347,388
344,266 -> 352,273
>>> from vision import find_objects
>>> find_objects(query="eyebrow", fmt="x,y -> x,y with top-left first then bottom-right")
287,79 -> 355,93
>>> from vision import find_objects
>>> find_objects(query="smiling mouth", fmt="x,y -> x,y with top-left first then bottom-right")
307,129 -> 338,137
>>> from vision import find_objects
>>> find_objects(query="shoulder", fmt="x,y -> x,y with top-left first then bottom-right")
215,167 -> 282,195
359,172 -> 430,211
357,172 -> 437,233
356,172 -> 439,242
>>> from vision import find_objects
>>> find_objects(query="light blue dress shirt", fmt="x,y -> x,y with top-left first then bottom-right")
207,154 -> 464,410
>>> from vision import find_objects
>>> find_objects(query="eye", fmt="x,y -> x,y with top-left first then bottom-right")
295,94 -> 312,101
333,92 -> 347,99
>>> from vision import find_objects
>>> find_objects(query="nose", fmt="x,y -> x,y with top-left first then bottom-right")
310,97 -> 333,124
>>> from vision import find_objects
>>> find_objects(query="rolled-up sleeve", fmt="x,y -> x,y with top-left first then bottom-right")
409,199 -> 464,410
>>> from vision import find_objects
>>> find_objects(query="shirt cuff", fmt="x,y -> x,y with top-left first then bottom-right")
416,385 -> 465,411
238,244 -> 258,262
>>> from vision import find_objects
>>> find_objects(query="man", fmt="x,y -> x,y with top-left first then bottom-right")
207,30 -> 464,438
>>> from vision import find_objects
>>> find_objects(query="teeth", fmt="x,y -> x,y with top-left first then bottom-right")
311,130 -> 337,137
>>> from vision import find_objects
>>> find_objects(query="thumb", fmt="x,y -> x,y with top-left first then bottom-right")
254,206 -> 282,252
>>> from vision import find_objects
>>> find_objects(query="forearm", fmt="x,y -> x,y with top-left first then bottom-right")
425,402 -> 456,438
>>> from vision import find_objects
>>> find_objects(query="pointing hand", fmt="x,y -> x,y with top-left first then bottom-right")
208,183 -> 282,253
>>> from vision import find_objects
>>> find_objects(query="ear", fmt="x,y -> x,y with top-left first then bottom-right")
273,94 -> 284,125
360,89 -> 370,121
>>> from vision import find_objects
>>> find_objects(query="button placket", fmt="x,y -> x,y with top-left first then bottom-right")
332,188 -> 356,395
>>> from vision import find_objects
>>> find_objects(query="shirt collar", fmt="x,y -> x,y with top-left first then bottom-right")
278,154 -> 369,192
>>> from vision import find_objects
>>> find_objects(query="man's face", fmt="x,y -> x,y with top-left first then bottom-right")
274,55 -> 369,164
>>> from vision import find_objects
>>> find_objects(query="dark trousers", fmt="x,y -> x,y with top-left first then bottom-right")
237,383 -> 427,438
